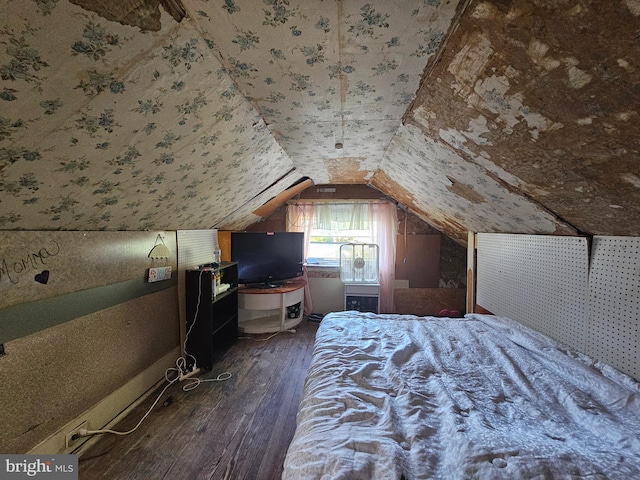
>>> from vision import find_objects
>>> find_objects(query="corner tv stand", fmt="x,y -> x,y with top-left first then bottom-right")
238,277 -> 306,334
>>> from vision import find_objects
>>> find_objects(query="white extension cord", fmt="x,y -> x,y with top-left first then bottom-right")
74,359 -> 230,440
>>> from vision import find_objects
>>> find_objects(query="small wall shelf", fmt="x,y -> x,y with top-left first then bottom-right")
238,277 -> 306,334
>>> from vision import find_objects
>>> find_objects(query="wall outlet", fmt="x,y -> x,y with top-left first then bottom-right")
148,266 -> 172,282
65,420 -> 87,449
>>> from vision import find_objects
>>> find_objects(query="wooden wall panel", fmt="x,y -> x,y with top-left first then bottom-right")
394,288 -> 466,316
395,234 -> 440,288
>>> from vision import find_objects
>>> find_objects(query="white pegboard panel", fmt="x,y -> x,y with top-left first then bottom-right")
176,229 -> 219,270
476,233 -> 589,351
586,236 -> 640,381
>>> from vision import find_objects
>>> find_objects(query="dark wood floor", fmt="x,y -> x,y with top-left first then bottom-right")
78,318 -> 319,480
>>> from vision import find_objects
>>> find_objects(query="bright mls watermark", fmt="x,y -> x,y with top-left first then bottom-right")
0,455 -> 77,479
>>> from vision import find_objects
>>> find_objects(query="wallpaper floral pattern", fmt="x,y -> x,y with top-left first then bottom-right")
0,0 -> 470,231
0,0 -> 582,239
0,0 -> 297,231
190,0 -> 462,183
382,124 -> 577,236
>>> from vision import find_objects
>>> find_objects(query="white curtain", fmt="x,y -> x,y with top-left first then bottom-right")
287,200 -> 397,313
312,203 -> 369,230
369,201 -> 397,313
287,203 -> 315,315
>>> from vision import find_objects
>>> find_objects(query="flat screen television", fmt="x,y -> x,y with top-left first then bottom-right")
231,231 -> 304,287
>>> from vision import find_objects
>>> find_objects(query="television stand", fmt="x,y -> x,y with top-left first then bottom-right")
238,277 -> 306,334
245,280 -> 285,289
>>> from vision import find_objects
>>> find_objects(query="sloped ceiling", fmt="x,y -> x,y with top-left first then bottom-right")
1,0 -> 638,244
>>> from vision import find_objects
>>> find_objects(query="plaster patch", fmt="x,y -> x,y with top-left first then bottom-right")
526,39 -> 561,71
567,65 -> 592,89
438,115 -> 492,154
617,59 -> 632,71
535,188 -> 554,197
465,115 -> 492,146
505,7 -> 522,21
324,157 -> 369,184
616,111 -> 637,121
471,2 -> 497,19
625,0 -> 640,16
567,5 -> 583,16
448,32 -> 494,94
621,173 -> 640,189
472,75 -> 563,139
412,105 -> 436,130
563,57 -> 592,89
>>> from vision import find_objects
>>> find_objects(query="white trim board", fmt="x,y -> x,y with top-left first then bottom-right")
30,346 -> 181,455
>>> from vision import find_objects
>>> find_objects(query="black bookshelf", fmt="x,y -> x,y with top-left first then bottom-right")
185,262 -> 238,370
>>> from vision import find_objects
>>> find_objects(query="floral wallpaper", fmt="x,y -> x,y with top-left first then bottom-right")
0,0 -> 297,231
379,124 -> 578,240
3,0 -> 624,240
0,0 -> 469,232
190,0 -> 463,184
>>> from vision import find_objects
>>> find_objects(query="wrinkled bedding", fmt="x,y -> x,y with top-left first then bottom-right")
282,311 -> 640,479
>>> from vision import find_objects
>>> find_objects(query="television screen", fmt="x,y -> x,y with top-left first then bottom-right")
231,231 -> 304,287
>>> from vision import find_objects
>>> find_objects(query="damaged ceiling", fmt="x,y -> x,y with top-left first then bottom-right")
1,0 -> 638,243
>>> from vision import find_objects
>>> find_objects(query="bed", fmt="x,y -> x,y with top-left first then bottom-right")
282,311 -> 640,479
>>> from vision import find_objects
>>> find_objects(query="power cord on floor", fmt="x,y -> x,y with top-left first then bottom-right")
239,328 -> 297,342
73,357 -> 231,441
178,371 -> 233,391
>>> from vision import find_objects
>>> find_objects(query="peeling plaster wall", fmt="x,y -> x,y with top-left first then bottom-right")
2,0 -> 638,239
374,124 -> 576,244
403,0 -> 640,237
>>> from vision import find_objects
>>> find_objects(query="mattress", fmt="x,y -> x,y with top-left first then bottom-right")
283,311 -> 640,479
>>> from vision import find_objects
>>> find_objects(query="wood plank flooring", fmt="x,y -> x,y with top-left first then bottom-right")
78,318 -> 320,480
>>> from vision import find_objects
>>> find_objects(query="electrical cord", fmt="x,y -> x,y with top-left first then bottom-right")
76,379 -> 175,438
181,269 -> 206,370
239,328 -> 296,342
74,358 -> 232,440
75,267 -> 238,441
178,371 -> 233,392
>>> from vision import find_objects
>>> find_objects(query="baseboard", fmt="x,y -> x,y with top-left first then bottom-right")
29,346 -> 181,455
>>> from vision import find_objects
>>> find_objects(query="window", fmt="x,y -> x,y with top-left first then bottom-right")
307,203 -> 373,265
287,199 -> 398,313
